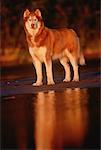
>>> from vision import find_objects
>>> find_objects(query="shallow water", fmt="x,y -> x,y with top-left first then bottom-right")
1,87 -> 100,149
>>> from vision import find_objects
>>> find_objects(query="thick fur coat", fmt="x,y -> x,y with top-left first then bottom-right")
23,9 -> 85,86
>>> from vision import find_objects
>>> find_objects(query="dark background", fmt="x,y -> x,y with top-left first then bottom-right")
0,0 -> 100,65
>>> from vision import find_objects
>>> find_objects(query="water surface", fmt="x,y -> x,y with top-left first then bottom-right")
1,87 -> 100,149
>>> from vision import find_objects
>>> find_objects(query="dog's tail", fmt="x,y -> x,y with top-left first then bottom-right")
79,51 -> 86,65
77,37 -> 86,66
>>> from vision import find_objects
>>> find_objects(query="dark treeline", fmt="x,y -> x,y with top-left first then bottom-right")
0,0 -> 100,55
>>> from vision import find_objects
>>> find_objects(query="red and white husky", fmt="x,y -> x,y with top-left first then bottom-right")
23,9 -> 85,86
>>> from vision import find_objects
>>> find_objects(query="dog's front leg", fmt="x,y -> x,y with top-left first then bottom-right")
32,56 -> 43,86
44,60 -> 55,85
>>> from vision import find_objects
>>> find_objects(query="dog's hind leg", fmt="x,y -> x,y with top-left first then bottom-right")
60,57 -> 71,82
65,49 -> 79,81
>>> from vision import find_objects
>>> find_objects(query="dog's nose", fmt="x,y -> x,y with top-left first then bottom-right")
31,24 -> 34,28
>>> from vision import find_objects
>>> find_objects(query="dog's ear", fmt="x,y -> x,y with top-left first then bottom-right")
34,9 -> 41,17
23,9 -> 30,20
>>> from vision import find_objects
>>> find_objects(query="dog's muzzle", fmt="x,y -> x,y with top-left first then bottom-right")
31,23 -> 35,28
31,21 -> 38,29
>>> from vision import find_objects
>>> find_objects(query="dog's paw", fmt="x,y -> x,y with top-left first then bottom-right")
32,82 -> 43,86
47,81 -> 55,85
72,78 -> 79,82
63,78 -> 71,82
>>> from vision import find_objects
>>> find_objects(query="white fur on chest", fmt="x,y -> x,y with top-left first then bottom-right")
29,46 -> 47,62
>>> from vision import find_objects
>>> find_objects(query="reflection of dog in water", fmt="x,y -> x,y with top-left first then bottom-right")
34,89 -> 88,149
23,9 -> 85,86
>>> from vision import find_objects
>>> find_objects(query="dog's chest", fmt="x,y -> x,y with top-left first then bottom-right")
29,46 -> 47,62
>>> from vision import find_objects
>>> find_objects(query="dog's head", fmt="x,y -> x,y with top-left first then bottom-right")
23,9 -> 43,35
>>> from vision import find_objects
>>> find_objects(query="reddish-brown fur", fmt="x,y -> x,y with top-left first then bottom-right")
23,9 -> 85,85
24,11 -> 79,63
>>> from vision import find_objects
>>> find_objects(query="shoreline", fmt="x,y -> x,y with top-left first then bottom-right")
0,51 -> 101,68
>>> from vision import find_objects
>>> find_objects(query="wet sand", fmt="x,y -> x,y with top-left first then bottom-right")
1,59 -> 100,96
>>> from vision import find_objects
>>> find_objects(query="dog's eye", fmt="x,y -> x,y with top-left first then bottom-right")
29,18 -> 31,21
34,18 -> 37,22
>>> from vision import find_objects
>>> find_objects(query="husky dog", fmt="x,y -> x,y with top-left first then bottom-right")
23,9 -> 85,86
